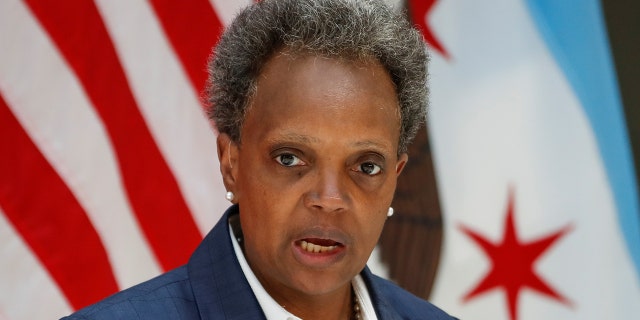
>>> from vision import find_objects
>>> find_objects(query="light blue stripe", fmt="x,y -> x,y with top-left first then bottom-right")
522,0 -> 640,277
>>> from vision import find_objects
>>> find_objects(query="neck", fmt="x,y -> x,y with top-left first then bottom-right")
278,284 -> 354,320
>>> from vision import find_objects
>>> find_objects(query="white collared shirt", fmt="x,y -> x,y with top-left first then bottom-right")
229,223 -> 378,320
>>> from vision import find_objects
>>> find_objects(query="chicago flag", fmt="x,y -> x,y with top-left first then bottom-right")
422,0 -> 640,319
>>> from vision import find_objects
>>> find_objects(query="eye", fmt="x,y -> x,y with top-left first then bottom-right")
358,162 -> 382,176
275,153 -> 304,167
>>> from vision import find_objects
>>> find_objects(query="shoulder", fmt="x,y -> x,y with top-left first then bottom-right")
366,273 -> 458,320
61,266 -> 198,320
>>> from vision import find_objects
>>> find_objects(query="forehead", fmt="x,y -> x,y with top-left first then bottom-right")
242,52 -> 401,150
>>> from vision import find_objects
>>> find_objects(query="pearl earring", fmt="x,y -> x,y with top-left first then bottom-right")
387,207 -> 394,217
225,191 -> 235,202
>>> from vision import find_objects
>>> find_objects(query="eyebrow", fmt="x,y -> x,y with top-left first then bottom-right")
271,132 -> 320,144
271,132 -> 392,152
350,140 -> 391,152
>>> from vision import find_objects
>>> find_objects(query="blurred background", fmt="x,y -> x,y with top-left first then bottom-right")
0,1 -> 638,319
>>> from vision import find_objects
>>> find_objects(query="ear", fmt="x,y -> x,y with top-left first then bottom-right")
217,133 -> 240,199
395,153 -> 409,177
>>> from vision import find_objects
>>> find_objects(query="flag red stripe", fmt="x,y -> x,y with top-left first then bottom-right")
24,0 -> 202,271
0,95 -> 118,310
149,0 -> 224,98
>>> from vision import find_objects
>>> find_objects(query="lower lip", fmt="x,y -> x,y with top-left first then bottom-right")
291,242 -> 347,268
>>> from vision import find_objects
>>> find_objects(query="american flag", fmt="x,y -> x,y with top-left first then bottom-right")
0,1 -> 249,318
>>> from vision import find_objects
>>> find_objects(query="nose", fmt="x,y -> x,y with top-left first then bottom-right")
303,166 -> 349,213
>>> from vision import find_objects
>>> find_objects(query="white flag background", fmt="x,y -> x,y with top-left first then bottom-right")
1,0 -> 639,320
424,0 -> 640,320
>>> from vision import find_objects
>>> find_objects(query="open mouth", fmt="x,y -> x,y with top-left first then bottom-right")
298,238 -> 342,254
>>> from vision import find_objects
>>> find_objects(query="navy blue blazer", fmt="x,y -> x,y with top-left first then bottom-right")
62,206 -> 456,319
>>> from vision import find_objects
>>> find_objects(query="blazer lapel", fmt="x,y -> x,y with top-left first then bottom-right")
188,205 -> 266,319
361,268 -> 403,320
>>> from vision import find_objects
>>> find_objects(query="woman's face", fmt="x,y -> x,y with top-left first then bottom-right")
223,52 -> 407,303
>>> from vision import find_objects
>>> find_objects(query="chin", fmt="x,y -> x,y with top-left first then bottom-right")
287,266 -> 359,296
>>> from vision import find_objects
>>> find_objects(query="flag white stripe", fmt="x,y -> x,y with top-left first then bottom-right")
209,0 -> 253,26
0,208 -> 72,320
0,0 -> 161,290
95,0 -> 227,235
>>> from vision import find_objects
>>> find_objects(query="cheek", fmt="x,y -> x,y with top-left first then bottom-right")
238,157 -> 300,202
355,209 -> 388,247
238,176 -> 295,238
353,183 -> 396,242
358,178 -> 397,210
238,176 -> 276,213
239,208 -> 286,265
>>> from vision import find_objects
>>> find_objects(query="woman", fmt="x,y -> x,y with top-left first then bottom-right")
63,0 -> 457,319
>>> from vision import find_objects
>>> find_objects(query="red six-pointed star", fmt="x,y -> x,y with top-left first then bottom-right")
459,190 -> 573,320
409,0 -> 450,59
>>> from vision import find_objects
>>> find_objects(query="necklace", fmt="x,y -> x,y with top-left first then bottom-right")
352,287 -> 361,320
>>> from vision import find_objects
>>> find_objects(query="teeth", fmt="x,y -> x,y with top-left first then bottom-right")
300,240 -> 337,253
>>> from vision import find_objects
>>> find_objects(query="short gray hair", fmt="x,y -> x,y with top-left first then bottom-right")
207,0 -> 428,154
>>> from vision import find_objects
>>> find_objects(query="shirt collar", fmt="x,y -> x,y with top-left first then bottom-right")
353,272 -> 378,320
229,222 -> 378,320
